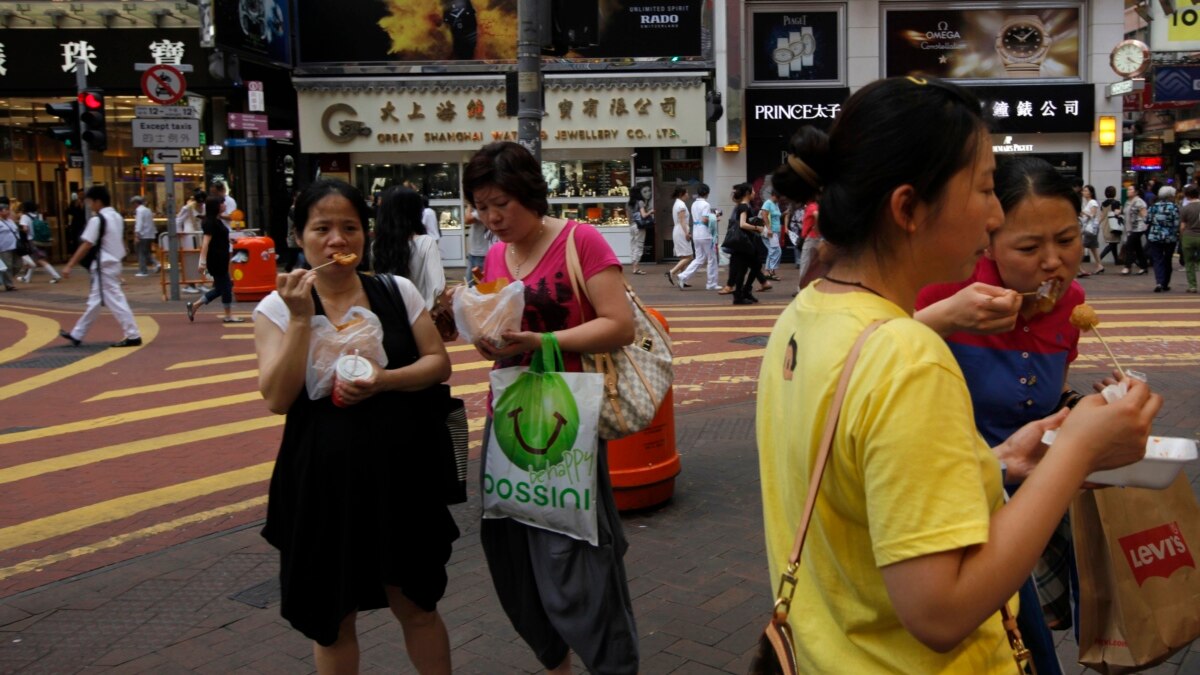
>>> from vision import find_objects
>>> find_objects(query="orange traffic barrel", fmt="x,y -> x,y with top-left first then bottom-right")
231,236 -> 277,302
608,306 -> 681,511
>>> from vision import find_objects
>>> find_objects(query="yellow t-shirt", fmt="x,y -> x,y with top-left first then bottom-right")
757,282 -> 1014,673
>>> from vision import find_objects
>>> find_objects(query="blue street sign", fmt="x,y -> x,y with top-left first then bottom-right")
224,138 -> 269,147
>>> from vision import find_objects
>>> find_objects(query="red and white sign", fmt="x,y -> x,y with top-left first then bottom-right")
140,64 -> 187,106
1119,522 -> 1196,586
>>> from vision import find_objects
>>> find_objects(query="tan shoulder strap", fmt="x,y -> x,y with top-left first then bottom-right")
787,319 -> 888,566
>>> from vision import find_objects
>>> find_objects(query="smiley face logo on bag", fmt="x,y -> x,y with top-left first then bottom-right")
493,371 -> 580,471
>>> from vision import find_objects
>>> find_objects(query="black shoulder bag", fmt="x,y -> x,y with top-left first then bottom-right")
376,275 -> 468,505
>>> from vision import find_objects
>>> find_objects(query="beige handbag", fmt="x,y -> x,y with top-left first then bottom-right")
750,319 -> 1034,675
565,226 -> 673,440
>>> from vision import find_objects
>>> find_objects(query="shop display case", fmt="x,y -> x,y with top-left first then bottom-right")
356,162 -> 460,200
544,158 -> 636,263
432,203 -> 464,264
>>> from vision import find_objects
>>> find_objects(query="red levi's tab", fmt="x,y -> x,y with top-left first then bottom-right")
1119,522 -> 1197,586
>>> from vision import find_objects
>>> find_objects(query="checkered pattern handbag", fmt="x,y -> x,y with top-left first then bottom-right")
565,226 -> 673,440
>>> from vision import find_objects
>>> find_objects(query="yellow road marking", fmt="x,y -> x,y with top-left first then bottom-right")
87,370 -> 259,402
0,496 -> 268,582
0,303 -> 90,316
221,322 -> 255,328
675,348 -> 764,365
1093,321 -> 1200,329
0,417 -> 283,485
220,334 -> 254,340
0,463 -> 273,552
0,316 -> 160,402
167,353 -> 257,370
0,309 -> 59,366
0,391 -> 262,446
1085,309 -> 1200,315
666,315 -> 781,322
1088,298 -> 1199,305
659,305 -> 786,313
1080,335 -> 1200,344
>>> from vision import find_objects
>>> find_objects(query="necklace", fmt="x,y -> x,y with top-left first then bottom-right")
822,275 -> 885,299
508,218 -> 546,278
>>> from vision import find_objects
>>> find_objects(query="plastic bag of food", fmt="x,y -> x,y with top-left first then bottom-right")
453,278 -> 525,346
306,306 -> 389,400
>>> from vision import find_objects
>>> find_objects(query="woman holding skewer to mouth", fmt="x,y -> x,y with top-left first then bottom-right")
915,156 -> 1103,673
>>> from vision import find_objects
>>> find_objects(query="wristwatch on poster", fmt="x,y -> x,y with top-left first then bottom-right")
774,26 -> 815,78
995,15 -> 1050,77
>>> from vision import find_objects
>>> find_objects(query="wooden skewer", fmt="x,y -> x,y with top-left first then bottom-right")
311,255 -> 355,272
1090,326 -> 1128,380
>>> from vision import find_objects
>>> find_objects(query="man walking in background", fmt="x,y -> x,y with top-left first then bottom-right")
59,186 -> 142,348
132,195 -> 159,277
677,183 -> 719,291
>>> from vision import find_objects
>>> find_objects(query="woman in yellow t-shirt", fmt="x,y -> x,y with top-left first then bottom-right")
757,76 -> 1161,673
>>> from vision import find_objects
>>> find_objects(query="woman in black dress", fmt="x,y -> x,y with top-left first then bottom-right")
252,179 -> 459,674
186,197 -> 241,322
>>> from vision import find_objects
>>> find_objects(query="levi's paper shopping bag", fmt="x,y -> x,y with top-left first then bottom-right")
1073,475 -> 1200,674
482,334 -> 604,546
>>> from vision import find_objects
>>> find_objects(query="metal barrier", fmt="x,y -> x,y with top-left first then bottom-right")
157,231 -> 207,301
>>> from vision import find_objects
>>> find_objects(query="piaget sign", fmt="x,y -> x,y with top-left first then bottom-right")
297,79 -> 706,154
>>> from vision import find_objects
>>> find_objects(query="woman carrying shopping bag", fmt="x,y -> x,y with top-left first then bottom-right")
465,141 -> 639,675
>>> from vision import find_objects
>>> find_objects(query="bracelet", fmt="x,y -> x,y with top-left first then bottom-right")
1055,389 -> 1084,412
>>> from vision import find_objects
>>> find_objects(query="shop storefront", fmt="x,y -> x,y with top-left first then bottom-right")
295,74 -> 708,265
967,83 -> 1096,182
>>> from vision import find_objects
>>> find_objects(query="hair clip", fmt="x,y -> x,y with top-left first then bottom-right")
906,76 -> 928,86
786,155 -> 822,190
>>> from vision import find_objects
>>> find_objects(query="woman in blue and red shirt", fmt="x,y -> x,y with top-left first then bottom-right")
916,156 -> 1088,675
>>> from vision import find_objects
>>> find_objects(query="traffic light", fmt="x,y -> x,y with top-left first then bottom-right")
79,88 -> 107,152
45,100 -> 81,150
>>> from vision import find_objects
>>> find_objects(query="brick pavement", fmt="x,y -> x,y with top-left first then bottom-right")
1,263 -> 1198,673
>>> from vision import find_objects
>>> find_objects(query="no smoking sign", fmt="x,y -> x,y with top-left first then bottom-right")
141,64 -> 187,106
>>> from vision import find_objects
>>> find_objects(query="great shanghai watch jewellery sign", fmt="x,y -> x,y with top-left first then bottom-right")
883,6 -> 1080,80
749,6 -> 842,84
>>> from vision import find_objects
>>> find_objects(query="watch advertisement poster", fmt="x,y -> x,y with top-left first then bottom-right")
883,6 -> 1080,80
296,1 -> 703,65
749,7 -> 841,83
212,0 -> 293,68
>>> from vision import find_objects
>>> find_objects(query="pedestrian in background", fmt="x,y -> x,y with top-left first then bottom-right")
59,186 -> 142,347
464,203 -> 490,285
758,76 -> 1158,673
373,186 -> 445,310
1146,184 -> 1180,292
253,178 -> 458,674
726,182 -> 763,305
66,192 -> 86,252
0,197 -> 20,290
1098,186 -> 1124,268
186,197 -> 242,323
678,183 -> 718,290
1122,184 -> 1149,275
626,184 -> 652,276
210,180 -> 236,231
759,185 -> 783,280
666,185 -> 692,286
421,195 -> 440,238
15,201 -> 62,284
132,196 -> 159,277
1181,184 -> 1200,293
1078,185 -> 1103,276
465,141 -> 639,675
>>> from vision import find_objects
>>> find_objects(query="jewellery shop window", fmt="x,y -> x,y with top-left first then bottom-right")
544,159 -> 632,228
355,163 -> 460,201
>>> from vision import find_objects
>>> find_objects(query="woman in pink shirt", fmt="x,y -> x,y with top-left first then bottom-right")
466,142 -> 639,675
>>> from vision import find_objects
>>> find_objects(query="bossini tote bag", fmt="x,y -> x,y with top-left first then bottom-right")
482,333 -> 605,545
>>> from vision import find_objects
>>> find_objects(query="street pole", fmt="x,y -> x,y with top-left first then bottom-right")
75,58 -> 93,219
516,0 -> 544,161
164,161 -> 179,300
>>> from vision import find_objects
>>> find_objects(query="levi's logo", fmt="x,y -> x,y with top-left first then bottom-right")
1119,522 -> 1196,586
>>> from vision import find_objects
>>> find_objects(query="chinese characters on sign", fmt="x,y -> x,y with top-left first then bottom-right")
148,40 -> 186,65
61,41 -> 98,73
991,99 -> 1080,118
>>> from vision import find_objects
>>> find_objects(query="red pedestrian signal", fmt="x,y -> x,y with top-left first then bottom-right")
78,88 -> 107,152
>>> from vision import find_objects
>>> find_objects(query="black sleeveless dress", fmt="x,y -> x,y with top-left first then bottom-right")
262,274 -> 460,647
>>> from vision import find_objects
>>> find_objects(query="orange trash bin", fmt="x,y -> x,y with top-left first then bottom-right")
608,307 -> 681,511
231,236 -> 277,302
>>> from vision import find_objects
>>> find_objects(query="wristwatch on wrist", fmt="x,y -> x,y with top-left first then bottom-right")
996,15 -> 1050,77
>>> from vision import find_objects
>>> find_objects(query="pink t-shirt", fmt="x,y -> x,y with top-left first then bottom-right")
482,220 -> 620,373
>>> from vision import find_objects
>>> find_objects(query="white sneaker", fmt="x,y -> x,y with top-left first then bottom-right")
49,278 -> 60,284
134,273 -> 150,277
182,286 -> 201,294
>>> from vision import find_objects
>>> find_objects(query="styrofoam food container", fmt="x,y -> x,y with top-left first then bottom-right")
1086,437 -> 1198,489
